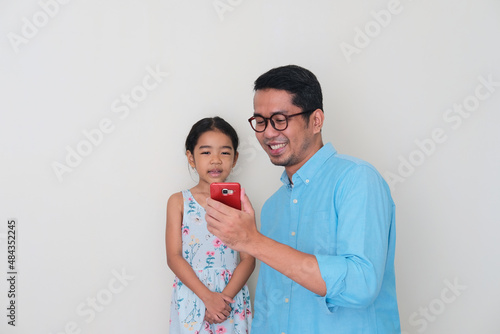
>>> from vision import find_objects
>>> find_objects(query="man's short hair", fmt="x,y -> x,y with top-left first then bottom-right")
254,65 -> 323,117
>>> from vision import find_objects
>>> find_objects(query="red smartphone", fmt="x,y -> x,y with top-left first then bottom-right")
210,182 -> 241,210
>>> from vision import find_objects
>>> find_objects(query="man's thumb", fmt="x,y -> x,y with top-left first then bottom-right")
240,188 -> 254,213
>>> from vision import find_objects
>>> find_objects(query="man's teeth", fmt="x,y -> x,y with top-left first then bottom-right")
270,143 -> 286,150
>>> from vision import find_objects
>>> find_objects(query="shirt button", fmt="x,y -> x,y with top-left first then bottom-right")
291,231 -> 296,236
305,179 -> 310,184
293,199 -> 298,204
285,298 -> 289,303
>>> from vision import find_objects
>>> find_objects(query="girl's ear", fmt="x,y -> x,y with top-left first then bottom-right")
186,150 -> 195,168
232,151 -> 239,168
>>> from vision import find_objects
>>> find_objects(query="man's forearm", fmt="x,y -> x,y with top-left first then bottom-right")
245,232 -> 327,296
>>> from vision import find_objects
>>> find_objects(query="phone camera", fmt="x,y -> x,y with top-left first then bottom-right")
222,189 -> 228,194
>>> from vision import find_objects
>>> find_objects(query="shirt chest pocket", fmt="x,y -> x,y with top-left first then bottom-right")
297,210 -> 337,255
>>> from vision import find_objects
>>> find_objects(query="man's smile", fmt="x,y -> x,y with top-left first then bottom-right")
269,143 -> 287,150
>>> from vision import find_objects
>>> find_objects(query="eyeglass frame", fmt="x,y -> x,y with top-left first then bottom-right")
247,109 -> 315,133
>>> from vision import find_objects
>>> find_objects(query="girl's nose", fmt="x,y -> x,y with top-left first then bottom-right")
211,155 -> 222,164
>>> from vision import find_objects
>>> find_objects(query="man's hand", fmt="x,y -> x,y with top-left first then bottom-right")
202,291 -> 234,324
208,188 -> 327,296
205,188 -> 259,252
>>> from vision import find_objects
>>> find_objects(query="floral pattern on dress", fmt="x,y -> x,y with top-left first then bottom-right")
169,190 -> 252,333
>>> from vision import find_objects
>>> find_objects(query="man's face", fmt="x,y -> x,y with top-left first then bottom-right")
253,88 -> 317,173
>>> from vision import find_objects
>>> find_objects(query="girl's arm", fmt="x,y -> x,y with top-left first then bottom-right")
166,192 -> 232,323
221,251 -> 255,299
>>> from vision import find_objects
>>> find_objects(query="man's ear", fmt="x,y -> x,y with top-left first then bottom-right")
311,109 -> 325,134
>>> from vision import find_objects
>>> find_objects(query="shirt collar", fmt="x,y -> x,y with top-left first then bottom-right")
280,142 -> 337,187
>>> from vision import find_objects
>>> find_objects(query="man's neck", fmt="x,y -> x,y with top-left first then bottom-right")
284,140 -> 324,182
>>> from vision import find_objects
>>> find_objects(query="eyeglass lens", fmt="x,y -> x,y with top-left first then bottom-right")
251,114 -> 288,132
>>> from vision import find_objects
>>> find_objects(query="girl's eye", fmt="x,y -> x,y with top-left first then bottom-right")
201,151 -> 210,155
222,151 -> 232,155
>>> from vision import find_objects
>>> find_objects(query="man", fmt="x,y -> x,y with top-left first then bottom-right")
206,65 -> 400,333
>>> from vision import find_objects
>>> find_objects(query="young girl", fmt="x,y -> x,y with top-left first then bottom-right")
166,117 -> 254,333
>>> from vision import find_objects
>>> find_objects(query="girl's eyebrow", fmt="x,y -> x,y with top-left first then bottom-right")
198,145 -> 233,150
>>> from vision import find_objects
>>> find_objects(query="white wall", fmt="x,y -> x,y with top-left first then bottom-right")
1,0 -> 499,333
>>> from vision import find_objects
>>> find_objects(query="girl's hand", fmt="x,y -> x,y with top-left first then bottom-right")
202,291 -> 234,324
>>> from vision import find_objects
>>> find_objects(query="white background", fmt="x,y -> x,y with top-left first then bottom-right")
1,0 -> 499,333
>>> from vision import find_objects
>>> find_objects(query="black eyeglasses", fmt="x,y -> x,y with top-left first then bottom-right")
248,110 -> 314,133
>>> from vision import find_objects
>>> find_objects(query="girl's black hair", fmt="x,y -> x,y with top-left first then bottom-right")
185,116 -> 239,153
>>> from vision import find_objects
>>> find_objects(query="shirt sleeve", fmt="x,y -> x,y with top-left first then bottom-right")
316,164 -> 395,311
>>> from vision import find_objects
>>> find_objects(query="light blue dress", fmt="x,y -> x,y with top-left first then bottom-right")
169,190 -> 252,333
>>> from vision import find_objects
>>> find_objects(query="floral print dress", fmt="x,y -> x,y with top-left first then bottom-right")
169,190 -> 252,334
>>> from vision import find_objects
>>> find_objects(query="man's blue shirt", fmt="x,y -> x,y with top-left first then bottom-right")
251,143 -> 400,334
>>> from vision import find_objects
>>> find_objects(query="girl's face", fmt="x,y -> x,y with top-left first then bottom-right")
187,130 -> 238,185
